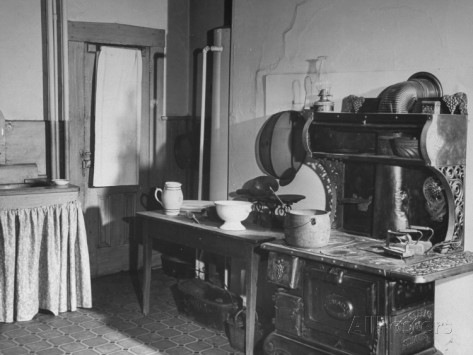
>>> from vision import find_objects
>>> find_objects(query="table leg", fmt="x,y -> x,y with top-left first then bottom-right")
245,247 -> 260,355
142,218 -> 152,315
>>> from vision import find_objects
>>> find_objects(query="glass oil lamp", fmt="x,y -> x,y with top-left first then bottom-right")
312,56 -> 334,112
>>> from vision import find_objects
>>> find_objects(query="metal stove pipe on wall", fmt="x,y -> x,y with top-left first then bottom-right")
195,35 -> 227,282
46,0 -> 69,180
209,28 -> 231,202
197,44 -> 223,201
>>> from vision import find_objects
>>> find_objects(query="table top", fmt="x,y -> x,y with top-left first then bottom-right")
261,230 -> 473,283
0,184 -> 79,196
138,211 -> 473,283
0,185 -> 79,210
137,210 -> 283,245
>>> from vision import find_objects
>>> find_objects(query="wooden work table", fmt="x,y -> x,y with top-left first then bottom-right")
137,210 -> 282,355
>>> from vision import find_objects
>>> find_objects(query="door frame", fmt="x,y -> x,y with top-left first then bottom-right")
67,21 -> 165,196
67,21 -> 165,276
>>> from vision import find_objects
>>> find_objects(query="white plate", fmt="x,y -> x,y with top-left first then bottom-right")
180,200 -> 213,212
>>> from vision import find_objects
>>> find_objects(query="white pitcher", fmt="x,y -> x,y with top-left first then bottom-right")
154,182 -> 183,216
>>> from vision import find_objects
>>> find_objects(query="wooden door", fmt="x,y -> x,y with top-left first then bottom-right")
68,22 -> 164,277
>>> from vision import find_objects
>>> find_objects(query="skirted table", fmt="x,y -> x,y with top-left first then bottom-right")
0,185 -> 92,323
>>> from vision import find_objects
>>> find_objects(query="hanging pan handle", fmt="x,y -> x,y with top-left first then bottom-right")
284,217 -> 316,229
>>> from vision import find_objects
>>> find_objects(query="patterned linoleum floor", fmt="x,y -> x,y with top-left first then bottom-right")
0,269 -> 251,355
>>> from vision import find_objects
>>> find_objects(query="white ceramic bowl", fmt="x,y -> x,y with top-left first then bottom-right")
52,179 -> 69,186
214,200 -> 253,231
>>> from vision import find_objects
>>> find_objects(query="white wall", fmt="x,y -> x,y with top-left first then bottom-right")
229,0 -> 473,190
0,0 -> 43,120
229,0 -> 473,353
0,0 -> 167,122
67,0 -> 166,28
68,0 -> 170,113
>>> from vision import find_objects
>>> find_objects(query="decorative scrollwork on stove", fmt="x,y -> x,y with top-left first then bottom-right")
458,92 -> 468,114
423,176 -> 447,223
395,251 -> 473,276
341,95 -> 365,113
442,92 -> 468,114
275,257 -> 287,282
435,165 -> 464,243
267,256 -> 291,285
287,296 -> 304,336
268,253 -> 301,289
305,159 -> 343,228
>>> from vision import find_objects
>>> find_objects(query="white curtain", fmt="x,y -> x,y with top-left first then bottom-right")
0,201 -> 92,322
93,46 -> 142,187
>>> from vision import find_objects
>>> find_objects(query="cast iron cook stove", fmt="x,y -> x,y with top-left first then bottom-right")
260,74 -> 473,355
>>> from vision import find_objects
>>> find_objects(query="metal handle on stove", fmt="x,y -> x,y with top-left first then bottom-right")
327,268 -> 344,284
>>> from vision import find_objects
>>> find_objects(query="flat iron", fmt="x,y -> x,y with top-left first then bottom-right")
383,226 -> 434,258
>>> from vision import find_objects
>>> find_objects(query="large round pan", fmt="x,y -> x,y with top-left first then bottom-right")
256,110 -> 307,186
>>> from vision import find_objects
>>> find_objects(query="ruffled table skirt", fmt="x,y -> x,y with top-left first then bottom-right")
0,201 -> 92,322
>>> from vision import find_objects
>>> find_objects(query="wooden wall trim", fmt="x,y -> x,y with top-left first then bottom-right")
68,21 -> 165,49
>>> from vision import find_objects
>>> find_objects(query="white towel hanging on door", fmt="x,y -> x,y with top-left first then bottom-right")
93,46 -> 142,187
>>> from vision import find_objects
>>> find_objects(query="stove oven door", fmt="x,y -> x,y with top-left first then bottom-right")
303,263 -> 385,354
